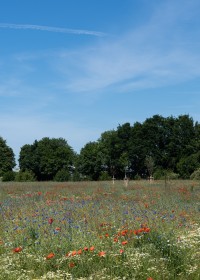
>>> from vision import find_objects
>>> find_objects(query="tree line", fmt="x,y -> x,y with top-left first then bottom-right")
1,114 -> 200,181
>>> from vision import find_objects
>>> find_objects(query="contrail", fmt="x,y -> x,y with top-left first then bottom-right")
0,23 -> 106,37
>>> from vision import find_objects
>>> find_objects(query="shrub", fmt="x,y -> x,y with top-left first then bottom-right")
153,168 -> 164,180
166,171 -> 179,180
72,170 -> 81,181
2,171 -> 15,181
154,169 -> 179,180
134,174 -> 141,180
176,153 -> 200,179
190,168 -> 200,180
15,170 -> 36,182
98,171 -> 111,181
54,169 -> 71,182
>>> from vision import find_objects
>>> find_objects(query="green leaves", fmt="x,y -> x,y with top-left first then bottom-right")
0,136 -> 15,176
19,137 -> 75,181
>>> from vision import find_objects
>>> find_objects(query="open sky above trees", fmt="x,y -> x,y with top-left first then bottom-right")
1,0 -> 200,163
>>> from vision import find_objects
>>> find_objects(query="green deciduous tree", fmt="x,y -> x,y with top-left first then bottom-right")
77,142 -> 103,180
176,152 -> 200,179
0,136 -> 15,176
145,155 -> 154,177
19,137 -> 75,181
2,171 -> 15,181
16,114 -> 200,181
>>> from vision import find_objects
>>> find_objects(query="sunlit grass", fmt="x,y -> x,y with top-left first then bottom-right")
0,180 -> 200,279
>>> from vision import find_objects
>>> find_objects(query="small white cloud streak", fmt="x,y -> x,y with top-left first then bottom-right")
54,0 -> 200,94
0,23 -> 106,37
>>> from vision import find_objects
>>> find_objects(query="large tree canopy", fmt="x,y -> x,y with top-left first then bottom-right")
3,114 -> 200,181
76,114 -> 200,180
0,136 -> 15,176
77,142 -> 103,180
19,137 -> 75,181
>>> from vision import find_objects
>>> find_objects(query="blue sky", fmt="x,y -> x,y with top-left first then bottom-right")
1,0 -> 200,163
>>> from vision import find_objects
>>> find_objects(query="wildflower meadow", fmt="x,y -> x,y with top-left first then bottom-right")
0,180 -> 200,280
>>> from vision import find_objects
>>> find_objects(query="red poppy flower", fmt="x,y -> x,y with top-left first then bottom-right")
77,249 -> 82,255
121,230 -> 128,236
84,247 -> 88,251
13,247 -> 22,253
90,246 -> 95,251
98,251 -> 106,257
147,277 -> 154,280
46,252 -> 55,259
143,227 -> 150,233
69,262 -> 75,268
113,237 -> 118,242
121,241 -> 128,245
134,229 -> 139,235
71,250 -> 76,256
48,218 -> 53,224
119,249 -> 124,254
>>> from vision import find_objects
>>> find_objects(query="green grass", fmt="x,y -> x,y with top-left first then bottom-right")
0,180 -> 200,279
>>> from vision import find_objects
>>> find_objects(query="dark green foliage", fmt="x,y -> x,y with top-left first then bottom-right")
0,136 -> 15,176
176,153 -> 200,179
2,114 -> 200,181
2,170 -> 15,181
15,170 -> 36,182
190,168 -> 200,180
145,155 -> 154,177
72,170 -> 82,181
19,137 -> 75,181
153,168 -> 164,180
98,171 -> 111,181
76,114 -> 199,180
77,142 -> 103,180
54,169 -> 71,182
134,174 -> 141,180
153,169 -> 179,180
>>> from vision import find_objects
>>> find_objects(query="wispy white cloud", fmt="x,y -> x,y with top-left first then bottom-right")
3,1 -> 200,98
0,23 -> 106,37
2,0 -> 200,164
53,0 -> 200,94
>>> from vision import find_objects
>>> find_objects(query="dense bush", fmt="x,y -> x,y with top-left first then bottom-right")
153,169 -> 179,180
72,170 -> 82,181
98,171 -> 112,181
190,168 -> 200,180
15,170 -> 36,182
153,169 -> 165,180
2,171 -> 16,181
54,169 -> 71,182
166,171 -> 179,180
